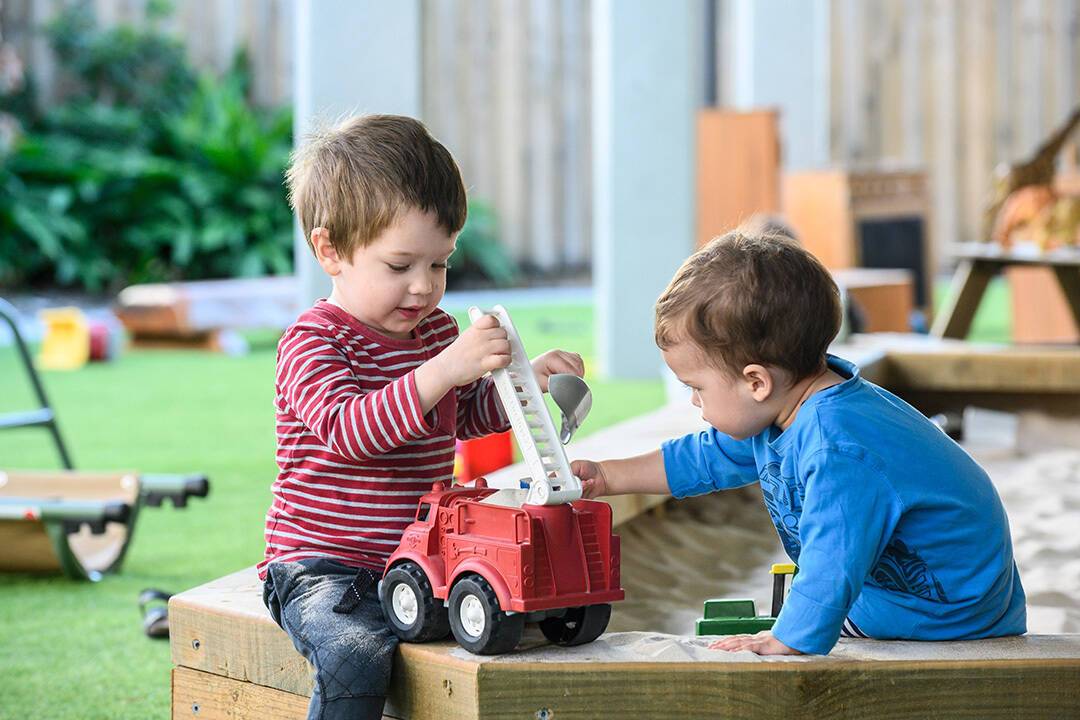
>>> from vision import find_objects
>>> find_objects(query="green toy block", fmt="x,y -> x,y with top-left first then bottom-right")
695,598 -> 777,636
702,598 -> 756,619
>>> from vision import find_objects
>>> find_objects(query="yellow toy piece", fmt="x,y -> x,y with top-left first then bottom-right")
770,562 -> 796,575
38,307 -> 90,371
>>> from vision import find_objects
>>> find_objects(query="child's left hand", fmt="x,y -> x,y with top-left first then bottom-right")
531,350 -> 585,392
709,631 -> 802,656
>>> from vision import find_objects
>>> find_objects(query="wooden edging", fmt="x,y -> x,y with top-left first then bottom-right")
172,655 -> 1080,720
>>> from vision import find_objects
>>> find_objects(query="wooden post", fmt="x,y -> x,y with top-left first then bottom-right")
930,259 -> 996,339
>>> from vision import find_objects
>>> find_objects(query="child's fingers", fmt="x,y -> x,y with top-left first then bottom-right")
709,635 -> 752,651
481,353 -> 511,372
471,314 -> 501,330
548,351 -> 585,376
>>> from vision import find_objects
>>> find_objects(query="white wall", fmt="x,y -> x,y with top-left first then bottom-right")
729,0 -> 830,170
593,0 -> 702,379
292,0 -> 422,308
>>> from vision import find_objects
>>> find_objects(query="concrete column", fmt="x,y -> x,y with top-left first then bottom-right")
593,0 -> 702,379
730,0 -> 830,169
292,0 -> 422,307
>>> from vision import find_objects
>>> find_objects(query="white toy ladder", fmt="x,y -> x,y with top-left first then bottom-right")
468,305 -> 582,506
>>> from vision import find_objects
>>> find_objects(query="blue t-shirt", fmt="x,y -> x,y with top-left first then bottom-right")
662,355 -> 1026,654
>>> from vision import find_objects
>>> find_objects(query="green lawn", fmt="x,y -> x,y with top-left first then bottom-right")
0,278 -> 1010,719
0,302 -> 665,720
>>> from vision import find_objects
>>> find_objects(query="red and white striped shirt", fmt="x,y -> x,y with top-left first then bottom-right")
258,301 -> 509,579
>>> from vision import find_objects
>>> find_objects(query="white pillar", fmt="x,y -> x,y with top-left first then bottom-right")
730,0 -> 830,170
292,0 -> 422,307
593,0 -> 702,379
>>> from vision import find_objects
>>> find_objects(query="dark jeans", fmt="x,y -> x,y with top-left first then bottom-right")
263,558 -> 399,720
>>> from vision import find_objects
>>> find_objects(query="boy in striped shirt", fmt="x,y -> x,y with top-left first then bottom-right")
259,115 -> 584,720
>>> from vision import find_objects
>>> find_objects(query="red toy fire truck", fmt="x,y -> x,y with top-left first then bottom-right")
379,305 -> 623,654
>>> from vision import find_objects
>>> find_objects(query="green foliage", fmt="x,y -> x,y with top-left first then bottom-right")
1,2 -> 519,292
0,3 -> 293,292
450,200 -> 520,288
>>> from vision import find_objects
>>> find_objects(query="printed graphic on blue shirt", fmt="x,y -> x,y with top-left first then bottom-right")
759,462 -> 803,559
870,538 -> 949,602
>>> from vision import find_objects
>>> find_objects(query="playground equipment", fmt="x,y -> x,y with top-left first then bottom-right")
379,305 -> 622,654
695,563 -> 796,636
0,298 -> 210,580
0,470 -> 208,581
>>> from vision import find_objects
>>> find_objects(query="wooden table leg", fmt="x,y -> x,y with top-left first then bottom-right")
930,259 -> 997,339
1052,265 -> 1080,339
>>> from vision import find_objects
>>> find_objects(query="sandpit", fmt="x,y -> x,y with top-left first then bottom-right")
610,410 -> 1080,638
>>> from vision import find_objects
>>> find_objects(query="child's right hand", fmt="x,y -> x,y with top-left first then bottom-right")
435,314 -> 512,387
573,459 -> 609,498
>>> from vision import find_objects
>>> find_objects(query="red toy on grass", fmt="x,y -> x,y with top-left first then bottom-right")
379,305 -> 623,654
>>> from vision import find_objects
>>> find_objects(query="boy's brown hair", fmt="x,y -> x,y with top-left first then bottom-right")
655,228 -> 842,382
286,114 -> 467,258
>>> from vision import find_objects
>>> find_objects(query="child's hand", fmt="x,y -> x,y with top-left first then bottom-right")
572,459 -> 609,498
531,349 -> 585,392
435,314 -> 512,387
709,631 -> 802,656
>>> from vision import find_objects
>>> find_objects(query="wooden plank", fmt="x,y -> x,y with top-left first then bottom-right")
696,110 -> 781,247
0,470 -> 139,503
0,519 -> 61,572
929,0 -> 959,252
559,0 -> 589,268
471,657 -> 1080,720
885,348 -> 1080,393
527,0 -> 558,269
782,170 -> 854,269
494,0 -> 528,263
172,650 -> 1080,720
172,667 -> 309,720
169,567 -> 315,697
949,242 -> 1080,268
1008,266 -> 1080,343
960,0 -> 995,245
899,0 -> 925,164
930,258 -> 996,338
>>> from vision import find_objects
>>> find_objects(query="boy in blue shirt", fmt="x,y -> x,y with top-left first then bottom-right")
574,230 -> 1026,655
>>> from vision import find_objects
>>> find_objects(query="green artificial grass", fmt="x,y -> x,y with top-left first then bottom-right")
0,302 -> 664,720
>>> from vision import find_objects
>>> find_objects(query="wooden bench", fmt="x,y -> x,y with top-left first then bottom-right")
170,567 -> 1080,719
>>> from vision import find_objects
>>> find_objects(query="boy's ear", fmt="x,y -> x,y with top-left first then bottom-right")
742,364 -> 774,402
312,228 -> 342,275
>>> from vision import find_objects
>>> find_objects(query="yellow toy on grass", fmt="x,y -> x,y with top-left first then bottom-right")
38,307 -> 90,371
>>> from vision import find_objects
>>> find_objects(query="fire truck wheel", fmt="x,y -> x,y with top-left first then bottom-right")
380,562 -> 450,642
448,574 -> 524,655
539,603 -> 612,646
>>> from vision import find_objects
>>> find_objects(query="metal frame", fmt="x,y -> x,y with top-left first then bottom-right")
0,297 -> 73,469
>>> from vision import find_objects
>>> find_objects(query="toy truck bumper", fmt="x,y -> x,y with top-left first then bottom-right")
508,588 -> 624,614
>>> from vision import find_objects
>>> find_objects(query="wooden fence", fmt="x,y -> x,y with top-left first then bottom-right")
819,0 -> 1080,248
5,0 -> 1080,270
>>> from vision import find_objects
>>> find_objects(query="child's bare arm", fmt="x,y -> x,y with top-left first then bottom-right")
572,450 -> 670,498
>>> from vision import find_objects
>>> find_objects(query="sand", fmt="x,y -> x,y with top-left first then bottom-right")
605,409 -> 1080,639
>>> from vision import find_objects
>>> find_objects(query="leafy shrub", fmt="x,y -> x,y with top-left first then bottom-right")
449,200 -> 520,289
0,3 -> 292,292
0,2 -> 519,292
